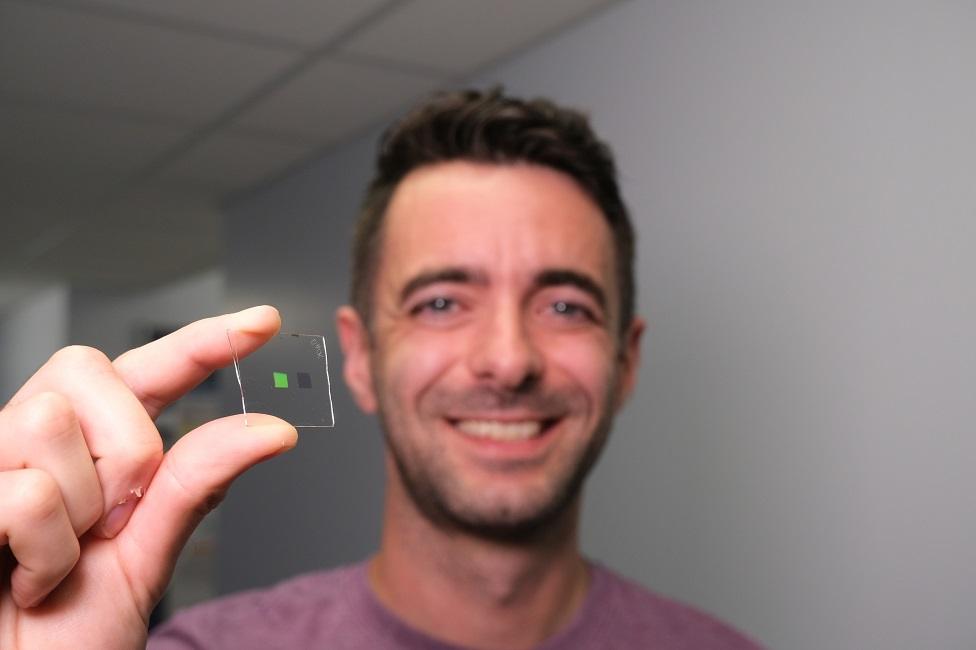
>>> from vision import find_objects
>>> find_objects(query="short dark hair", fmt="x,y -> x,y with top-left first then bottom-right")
350,87 -> 635,338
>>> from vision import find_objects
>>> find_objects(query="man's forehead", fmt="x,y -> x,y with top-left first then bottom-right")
378,161 -> 617,287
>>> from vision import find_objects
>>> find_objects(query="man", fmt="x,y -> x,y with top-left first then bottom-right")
0,89 -> 762,648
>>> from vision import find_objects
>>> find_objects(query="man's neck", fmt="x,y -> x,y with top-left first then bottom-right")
368,466 -> 590,650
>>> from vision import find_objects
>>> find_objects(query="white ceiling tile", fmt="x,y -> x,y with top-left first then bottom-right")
0,164 -> 118,215
155,130 -> 316,193
26,190 -> 221,287
235,56 -> 442,141
0,171 -> 117,272
340,0 -> 618,73
0,0 -> 622,296
73,0 -> 392,48
0,101 -> 193,272
0,103 -> 190,177
0,210 -> 64,271
0,2 -> 297,121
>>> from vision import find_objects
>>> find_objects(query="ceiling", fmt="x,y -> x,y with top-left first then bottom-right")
0,0 -> 619,310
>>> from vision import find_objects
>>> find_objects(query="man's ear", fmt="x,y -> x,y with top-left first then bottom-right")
336,306 -> 378,413
613,316 -> 645,410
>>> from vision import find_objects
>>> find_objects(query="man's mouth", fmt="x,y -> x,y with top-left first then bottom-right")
451,418 -> 557,441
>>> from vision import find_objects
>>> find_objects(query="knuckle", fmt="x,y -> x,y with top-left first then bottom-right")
20,392 -> 78,443
50,345 -> 112,373
195,488 -> 229,519
165,457 -> 227,518
125,434 -> 164,468
11,469 -> 64,523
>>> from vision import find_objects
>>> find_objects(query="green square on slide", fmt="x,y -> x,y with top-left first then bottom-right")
229,331 -> 335,427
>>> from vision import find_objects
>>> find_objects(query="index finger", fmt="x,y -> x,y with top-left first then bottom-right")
113,305 -> 281,419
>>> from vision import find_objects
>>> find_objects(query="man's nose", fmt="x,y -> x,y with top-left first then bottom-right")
466,302 -> 544,391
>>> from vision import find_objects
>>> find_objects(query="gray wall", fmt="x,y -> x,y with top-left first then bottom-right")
70,268 -> 224,357
0,270 -> 224,403
220,2 -> 976,648
219,135 -> 386,592
0,284 -> 69,402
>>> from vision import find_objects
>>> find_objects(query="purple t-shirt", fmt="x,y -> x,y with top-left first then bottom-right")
148,561 -> 762,649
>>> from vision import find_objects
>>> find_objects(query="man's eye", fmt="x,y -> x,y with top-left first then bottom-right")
411,296 -> 456,315
551,300 -> 594,321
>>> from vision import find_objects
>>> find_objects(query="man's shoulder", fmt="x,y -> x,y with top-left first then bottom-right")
147,560 -> 765,650
557,563 -> 764,650
148,562 -> 370,649
172,561 -> 362,621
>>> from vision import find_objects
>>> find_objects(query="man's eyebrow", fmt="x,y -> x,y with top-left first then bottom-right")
399,267 -> 486,303
534,269 -> 607,310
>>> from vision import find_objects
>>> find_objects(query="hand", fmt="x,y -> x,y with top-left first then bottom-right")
0,306 -> 298,650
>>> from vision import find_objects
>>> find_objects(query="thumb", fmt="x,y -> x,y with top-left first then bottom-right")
115,413 -> 297,609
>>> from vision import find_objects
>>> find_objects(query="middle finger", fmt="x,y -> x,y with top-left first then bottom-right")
9,346 -> 163,538
0,392 -> 102,536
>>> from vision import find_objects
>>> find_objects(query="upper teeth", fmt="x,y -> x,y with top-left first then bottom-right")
456,420 -> 542,440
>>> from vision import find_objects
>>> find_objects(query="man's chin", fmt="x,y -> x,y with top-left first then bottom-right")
417,481 -> 584,545
383,416 -> 607,545
445,506 -> 576,544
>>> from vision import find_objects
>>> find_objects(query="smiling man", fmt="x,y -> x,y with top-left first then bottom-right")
0,89 -> 762,649
348,161 -> 630,545
152,89 -> 762,648
340,160 -> 636,646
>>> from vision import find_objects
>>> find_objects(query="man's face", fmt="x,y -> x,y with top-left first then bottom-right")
339,161 -> 642,539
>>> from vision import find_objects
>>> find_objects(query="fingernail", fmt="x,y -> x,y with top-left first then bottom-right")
99,499 -> 136,538
251,420 -> 299,450
232,305 -> 279,331
234,305 -> 269,317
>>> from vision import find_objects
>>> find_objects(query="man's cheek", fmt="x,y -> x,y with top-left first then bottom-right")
384,338 -> 458,399
544,335 -> 611,371
553,347 -> 616,403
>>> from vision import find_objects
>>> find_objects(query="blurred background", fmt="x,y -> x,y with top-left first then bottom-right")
2,1 -> 975,647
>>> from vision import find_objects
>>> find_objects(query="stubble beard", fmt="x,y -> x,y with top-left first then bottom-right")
376,378 -> 620,544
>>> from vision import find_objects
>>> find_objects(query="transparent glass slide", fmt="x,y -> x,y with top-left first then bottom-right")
227,331 -> 335,428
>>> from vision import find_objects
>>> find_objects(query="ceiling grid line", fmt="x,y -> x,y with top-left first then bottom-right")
3,0 -> 415,277
0,0 -> 623,300
3,0 -> 308,53
113,0 -> 412,188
